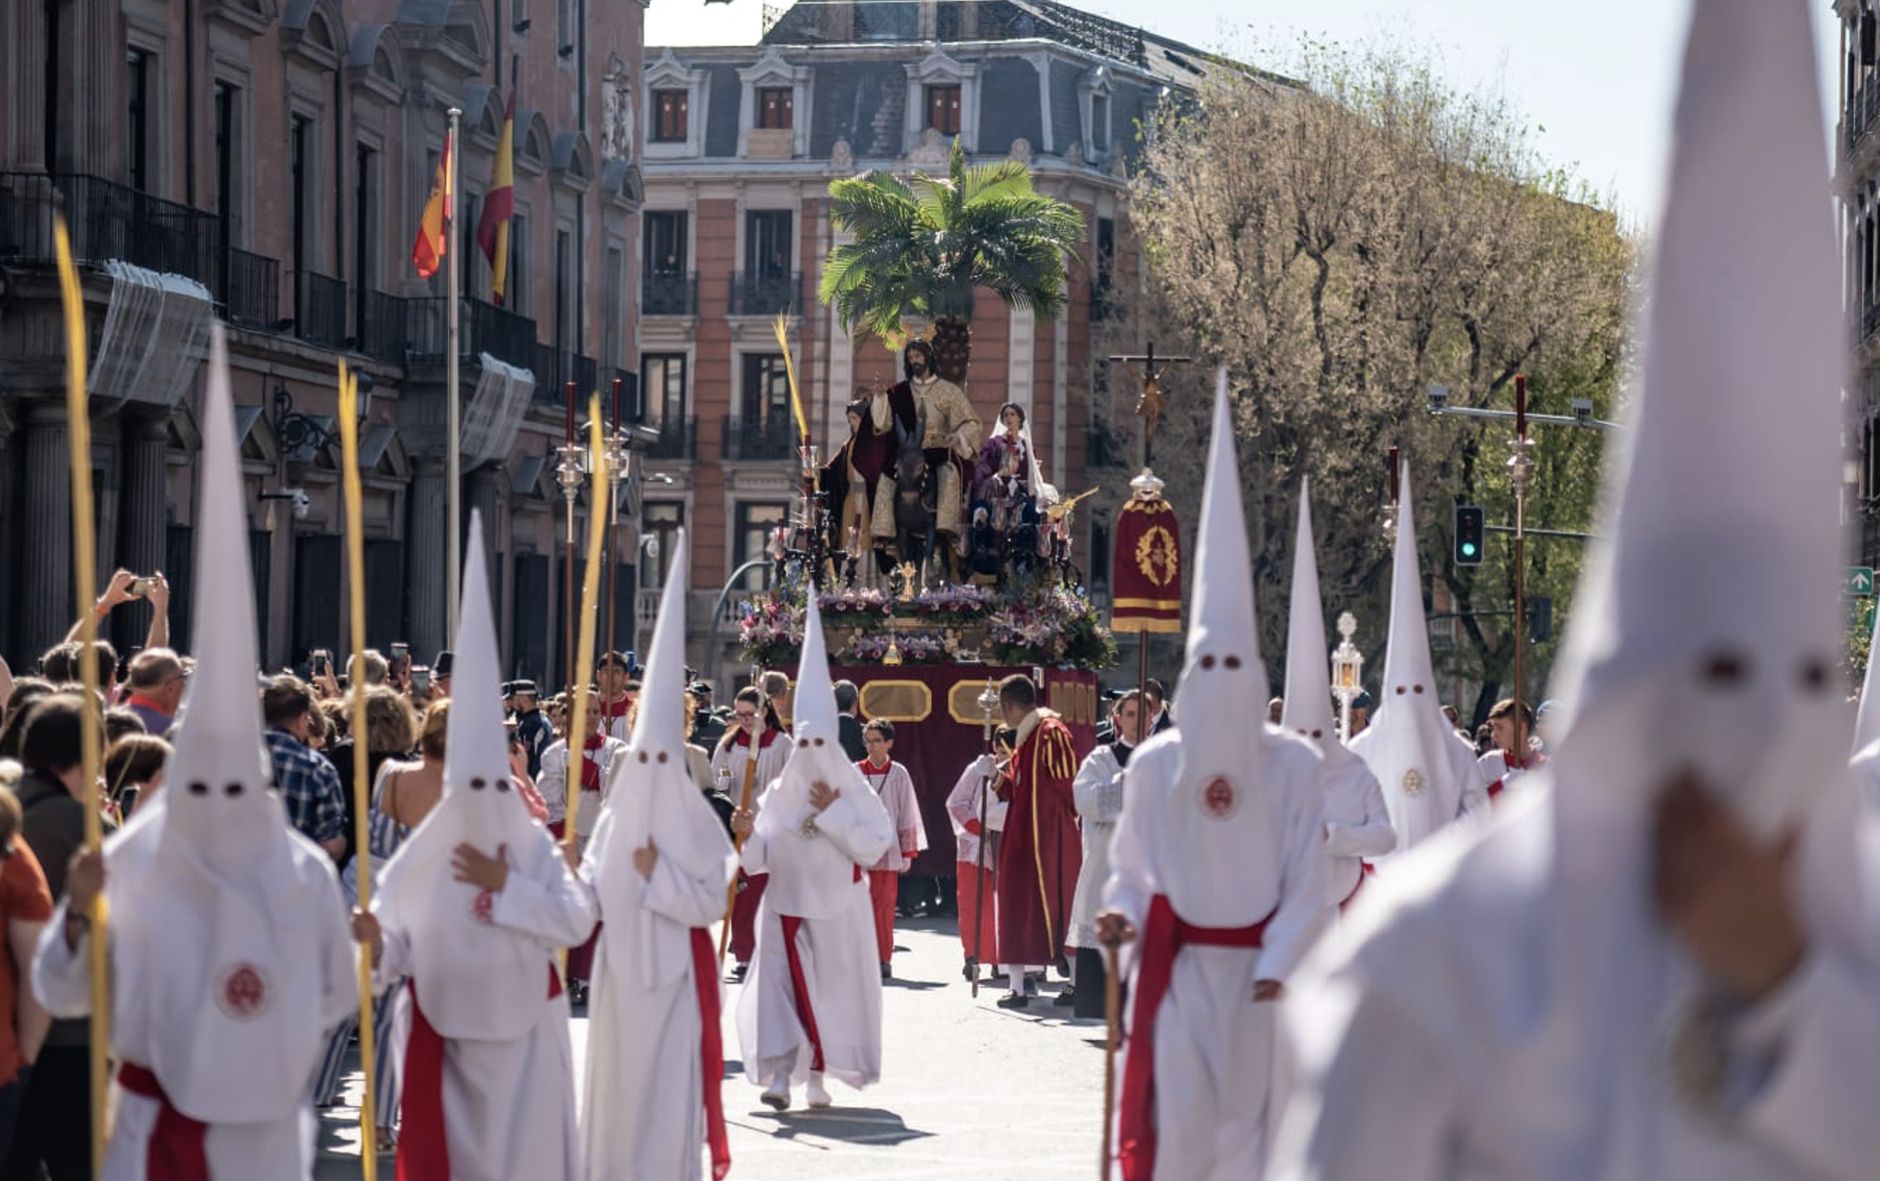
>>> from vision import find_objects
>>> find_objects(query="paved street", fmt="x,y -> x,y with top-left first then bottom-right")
319,915 -> 1107,1179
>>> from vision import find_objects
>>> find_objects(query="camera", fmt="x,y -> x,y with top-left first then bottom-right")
1426,384 -> 1450,412
289,489 -> 311,520
128,576 -> 157,598
1571,398 -> 1594,425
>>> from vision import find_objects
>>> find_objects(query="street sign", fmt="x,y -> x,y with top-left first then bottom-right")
1849,567 -> 1876,597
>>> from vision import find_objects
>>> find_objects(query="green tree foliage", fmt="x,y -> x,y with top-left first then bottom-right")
1126,39 -> 1633,721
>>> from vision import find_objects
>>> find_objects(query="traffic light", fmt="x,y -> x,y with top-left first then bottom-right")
1453,505 -> 1485,566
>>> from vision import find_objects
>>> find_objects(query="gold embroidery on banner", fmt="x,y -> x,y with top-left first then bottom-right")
1134,526 -> 1179,587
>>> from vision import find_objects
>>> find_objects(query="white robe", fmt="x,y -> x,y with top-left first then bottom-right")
944,757 -> 1010,867
1319,750 -> 1394,907
375,825 -> 597,1181
1102,730 -> 1330,1180
735,779 -> 893,1090
1271,783 -> 1880,1181
32,816 -> 355,1181
579,806 -> 734,1181
1069,741 -> 1130,950
538,736 -> 627,842
859,760 -> 927,872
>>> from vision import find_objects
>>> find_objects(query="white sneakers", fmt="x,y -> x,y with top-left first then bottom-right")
762,1070 -> 833,1111
805,1072 -> 832,1109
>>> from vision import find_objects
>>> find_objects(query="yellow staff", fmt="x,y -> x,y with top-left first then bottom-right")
53,218 -> 109,1181
562,394 -> 608,849
336,360 -> 380,1178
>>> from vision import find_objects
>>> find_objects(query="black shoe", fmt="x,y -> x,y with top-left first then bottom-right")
731,962 -> 749,983
996,993 -> 1031,1010
567,979 -> 589,1008
1053,986 -> 1077,1007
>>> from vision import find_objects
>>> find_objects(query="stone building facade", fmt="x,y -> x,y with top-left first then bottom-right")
637,0 -> 1240,680
1841,0 -> 1880,564
0,0 -> 645,680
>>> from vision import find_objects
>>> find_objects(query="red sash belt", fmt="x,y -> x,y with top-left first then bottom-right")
118,1063 -> 209,1181
1117,895 -> 1275,1181
400,966 -> 563,1181
687,928 -> 733,1180
1339,861 -> 1376,913
778,915 -> 826,1073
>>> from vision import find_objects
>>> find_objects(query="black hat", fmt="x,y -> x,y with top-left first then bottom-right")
504,679 -> 538,697
433,651 -> 454,678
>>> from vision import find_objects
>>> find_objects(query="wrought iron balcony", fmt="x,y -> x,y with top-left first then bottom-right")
728,271 -> 801,317
297,270 -> 347,348
646,417 -> 698,460
356,290 -> 408,365
225,247 -> 279,329
406,296 -> 537,370
721,413 -> 797,461
532,347 -> 601,403
643,271 -> 697,316
0,172 -> 224,290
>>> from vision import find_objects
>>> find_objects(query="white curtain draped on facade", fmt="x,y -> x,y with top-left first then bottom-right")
461,352 -> 536,468
88,259 -> 214,409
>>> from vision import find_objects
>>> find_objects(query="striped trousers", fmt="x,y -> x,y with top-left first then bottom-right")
314,978 -> 405,1131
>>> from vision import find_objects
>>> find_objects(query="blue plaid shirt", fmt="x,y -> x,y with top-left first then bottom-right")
264,727 -> 348,850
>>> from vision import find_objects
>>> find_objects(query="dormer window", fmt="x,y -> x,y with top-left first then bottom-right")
757,87 -> 793,130
926,84 -> 961,135
654,90 -> 688,143
1091,94 -> 1110,154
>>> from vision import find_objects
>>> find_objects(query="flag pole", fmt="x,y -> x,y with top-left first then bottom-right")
337,361 -> 380,1179
52,217 -> 108,1181
446,106 -> 464,639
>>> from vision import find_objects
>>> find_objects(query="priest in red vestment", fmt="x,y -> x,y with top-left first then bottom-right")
992,673 -> 1082,1009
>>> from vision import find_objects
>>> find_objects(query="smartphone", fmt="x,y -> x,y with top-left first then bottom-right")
128,577 -> 157,598
391,642 -> 410,660
412,666 -> 432,693
311,650 -> 329,676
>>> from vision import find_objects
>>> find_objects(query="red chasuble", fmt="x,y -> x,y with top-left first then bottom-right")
994,712 -> 1083,965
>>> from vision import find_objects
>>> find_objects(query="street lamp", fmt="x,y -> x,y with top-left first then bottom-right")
1331,611 -> 1364,743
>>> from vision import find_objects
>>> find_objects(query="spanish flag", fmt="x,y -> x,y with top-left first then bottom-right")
476,93 -> 516,304
412,133 -> 453,279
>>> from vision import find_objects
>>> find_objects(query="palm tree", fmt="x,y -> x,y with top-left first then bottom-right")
820,140 -> 1086,383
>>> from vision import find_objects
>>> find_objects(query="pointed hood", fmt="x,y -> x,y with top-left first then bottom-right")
1549,0 -> 1847,838
162,322 -> 285,868
137,322 -> 327,1126
438,512 -> 532,846
380,510 -> 552,1041
1348,460 -> 1478,852
1157,369 -> 1288,927
594,529 -> 736,989
766,584 -> 849,810
1280,479 -> 1337,748
1856,609 -> 1880,757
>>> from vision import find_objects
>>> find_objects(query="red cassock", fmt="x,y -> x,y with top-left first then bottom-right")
995,714 -> 1083,966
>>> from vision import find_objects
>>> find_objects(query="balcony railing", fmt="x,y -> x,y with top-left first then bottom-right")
643,271 -> 697,316
532,347 -> 601,403
722,413 -> 797,461
1848,83 -> 1880,156
728,271 -> 801,317
646,417 -> 698,460
0,172 -> 223,290
297,270 -> 347,348
357,290 -> 407,364
406,296 -> 537,370
225,247 -> 278,329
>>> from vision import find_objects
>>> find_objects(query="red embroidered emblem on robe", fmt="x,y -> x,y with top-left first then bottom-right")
216,963 -> 270,1019
472,889 -> 496,924
1200,776 -> 1238,820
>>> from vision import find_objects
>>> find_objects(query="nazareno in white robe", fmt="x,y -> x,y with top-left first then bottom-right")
578,790 -> 738,1179
735,772 -> 894,1090
1319,748 -> 1395,908
33,803 -> 358,1181
374,821 -> 598,1181
1102,729 -> 1330,1181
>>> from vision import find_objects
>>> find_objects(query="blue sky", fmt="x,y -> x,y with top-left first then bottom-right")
646,0 -> 1843,229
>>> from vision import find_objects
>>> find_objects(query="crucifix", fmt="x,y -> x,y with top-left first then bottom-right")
1107,342 -> 1193,468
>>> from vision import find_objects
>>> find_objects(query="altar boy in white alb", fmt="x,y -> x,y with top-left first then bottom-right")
1097,373 -> 1329,1181
355,516 -> 598,1181
34,325 -> 357,1180
734,592 -> 895,1111
1281,481 -> 1394,910
1273,2 -> 1880,1177
579,531 -> 739,1181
